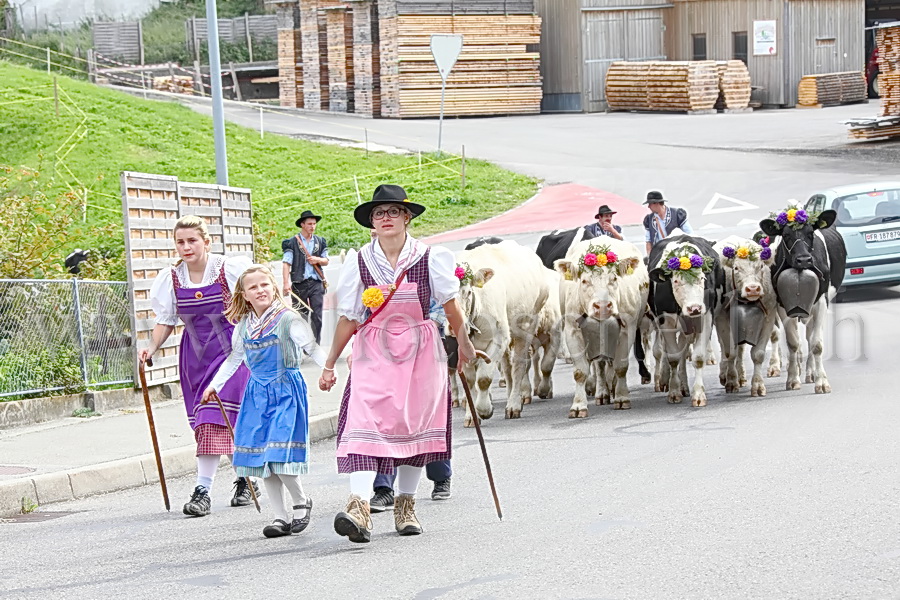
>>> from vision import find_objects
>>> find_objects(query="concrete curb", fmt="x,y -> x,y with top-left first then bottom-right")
0,410 -> 339,518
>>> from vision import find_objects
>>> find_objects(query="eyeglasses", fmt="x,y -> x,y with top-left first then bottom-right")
372,206 -> 404,220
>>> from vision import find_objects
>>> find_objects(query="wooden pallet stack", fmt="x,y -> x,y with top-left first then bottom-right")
606,61 -> 719,113
876,25 -> 900,117
797,72 -> 866,108
714,60 -> 751,110
153,75 -> 195,94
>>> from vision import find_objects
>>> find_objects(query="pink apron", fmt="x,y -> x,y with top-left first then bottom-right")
336,281 -> 448,459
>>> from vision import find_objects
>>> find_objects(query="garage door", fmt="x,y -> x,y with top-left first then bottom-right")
582,8 -> 667,112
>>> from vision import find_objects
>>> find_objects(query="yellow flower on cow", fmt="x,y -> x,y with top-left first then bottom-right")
736,246 -> 750,259
787,208 -> 797,222
597,253 -> 608,266
679,256 -> 692,270
362,286 -> 385,309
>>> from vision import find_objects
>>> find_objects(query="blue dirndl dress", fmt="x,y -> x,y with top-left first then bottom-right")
232,310 -> 310,478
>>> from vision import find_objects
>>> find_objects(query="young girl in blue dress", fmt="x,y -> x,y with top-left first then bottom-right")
204,265 -> 326,538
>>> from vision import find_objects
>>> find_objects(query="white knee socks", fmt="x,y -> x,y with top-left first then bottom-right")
196,455 -> 220,491
263,475 -> 288,522
349,471 -> 377,499
277,474 -> 307,507
396,465 -> 423,496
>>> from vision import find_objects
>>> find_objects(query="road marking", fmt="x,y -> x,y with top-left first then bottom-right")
738,218 -> 760,226
700,223 -> 723,230
702,193 -> 759,215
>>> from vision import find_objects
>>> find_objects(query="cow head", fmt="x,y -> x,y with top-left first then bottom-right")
718,238 -> 774,302
760,209 -> 836,271
455,264 -> 494,321
555,254 -> 641,321
649,243 -> 714,317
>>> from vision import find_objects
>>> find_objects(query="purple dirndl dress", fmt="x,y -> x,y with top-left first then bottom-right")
173,264 -> 250,455
335,249 -> 452,475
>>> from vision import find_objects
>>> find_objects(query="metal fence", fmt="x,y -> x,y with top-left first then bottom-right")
0,279 -> 132,400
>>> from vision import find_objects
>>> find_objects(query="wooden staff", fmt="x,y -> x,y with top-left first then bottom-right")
139,357 -> 170,511
458,350 -> 503,521
208,391 -> 261,513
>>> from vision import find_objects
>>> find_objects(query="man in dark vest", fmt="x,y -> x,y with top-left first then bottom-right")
282,210 -> 329,343
584,204 -> 623,240
643,190 -> 693,255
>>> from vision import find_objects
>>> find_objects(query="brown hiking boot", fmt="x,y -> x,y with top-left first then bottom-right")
333,494 -> 373,543
394,493 -> 423,536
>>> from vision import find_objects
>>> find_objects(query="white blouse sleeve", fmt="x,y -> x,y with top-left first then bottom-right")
224,255 -> 254,293
429,246 -> 460,305
149,267 -> 179,326
336,249 -> 366,322
210,325 -> 246,393
290,318 -> 328,369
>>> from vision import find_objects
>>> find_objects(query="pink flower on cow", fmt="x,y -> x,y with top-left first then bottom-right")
760,247 -> 772,261
606,251 -> 618,264
583,253 -> 598,266
455,266 -> 466,280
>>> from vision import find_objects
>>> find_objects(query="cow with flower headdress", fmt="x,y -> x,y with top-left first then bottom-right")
713,235 -> 778,397
647,234 -> 725,407
553,238 -> 648,418
759,206 -> 846,393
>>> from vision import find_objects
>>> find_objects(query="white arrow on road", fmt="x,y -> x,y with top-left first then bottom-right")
702,193 -> 759,215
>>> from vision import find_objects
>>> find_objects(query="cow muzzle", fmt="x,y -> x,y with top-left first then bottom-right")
591,300 -> 614,320
684,304 -> 704,317
742,284 -> 762,302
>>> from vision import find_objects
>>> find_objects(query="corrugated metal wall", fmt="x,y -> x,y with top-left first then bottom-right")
535,0 -> 583,111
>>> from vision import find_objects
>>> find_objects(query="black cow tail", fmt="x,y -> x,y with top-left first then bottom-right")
634,328 -> 651,383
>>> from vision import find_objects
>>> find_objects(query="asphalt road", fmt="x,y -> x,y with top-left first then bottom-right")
2,281 -> 898,600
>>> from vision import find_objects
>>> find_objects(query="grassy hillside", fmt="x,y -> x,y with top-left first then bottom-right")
0,62 -> 538,279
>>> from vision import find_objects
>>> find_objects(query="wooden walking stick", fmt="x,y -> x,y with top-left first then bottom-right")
139,357 -> 170,511
458,349 -> 503,521
208,391 -> 261,513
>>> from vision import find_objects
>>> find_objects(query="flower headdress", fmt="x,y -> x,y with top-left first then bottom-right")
660,246 -> 713,281
722,241 -> 771,262
768,207 -> 819,231
455,262 -> 474,286
575,243 -> 632,277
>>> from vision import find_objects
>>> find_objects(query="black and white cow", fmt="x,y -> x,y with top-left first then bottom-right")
759,209 -> 846,393
536,227 -> 592,270
647,234 -> 725,407
464,237 -> 504,251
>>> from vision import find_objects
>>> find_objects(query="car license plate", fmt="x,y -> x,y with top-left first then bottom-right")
865,229 -> 900,243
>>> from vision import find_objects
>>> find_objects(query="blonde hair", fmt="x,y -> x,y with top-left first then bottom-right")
225,264 -> 296,324
173,215 -> 211,267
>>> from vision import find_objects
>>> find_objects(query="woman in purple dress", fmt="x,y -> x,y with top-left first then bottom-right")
141,215 -> 252,517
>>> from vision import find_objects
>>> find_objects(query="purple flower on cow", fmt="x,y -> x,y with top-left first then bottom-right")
759,236 -> 770,248
794,209 -> 809,224
760,247 -> 772,261
722,246 -> 736,259
690,254 -> 704,268
666,256 -> 681,271
775,212 -> 789,226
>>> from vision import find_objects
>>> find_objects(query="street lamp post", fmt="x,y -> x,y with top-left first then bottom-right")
206,0 -> 228,185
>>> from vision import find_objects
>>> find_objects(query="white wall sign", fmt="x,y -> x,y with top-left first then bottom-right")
753,20 -> 777,56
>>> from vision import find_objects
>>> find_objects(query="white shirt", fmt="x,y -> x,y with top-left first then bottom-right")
335,241 -> 459,323
209,314 -> 327,392
149,254 -> 253,326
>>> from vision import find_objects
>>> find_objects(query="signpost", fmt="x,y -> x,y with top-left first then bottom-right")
430,33 -> 463,155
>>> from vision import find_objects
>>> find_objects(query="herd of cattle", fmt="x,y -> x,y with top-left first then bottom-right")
449,209 -> 847,428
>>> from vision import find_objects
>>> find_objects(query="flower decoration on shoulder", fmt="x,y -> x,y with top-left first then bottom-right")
455,262 -> 474,286
579,243 -> 622,273
660,246 -> 713,280
361,287 -> 385,309
769,207 -> 818,231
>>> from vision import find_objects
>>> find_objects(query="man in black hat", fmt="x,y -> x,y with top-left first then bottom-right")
584,204 -> 623,240
643,190 -> 692,255
282,210 -> 329,343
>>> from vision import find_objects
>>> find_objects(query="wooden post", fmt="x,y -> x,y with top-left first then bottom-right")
194,60 -> 205,97
137,19 -> 145,65
168,62 -> 176,92
46,47 -> 51,73
364,128 -> 368,157
259,107 -> 264,139
141,71 -> 148,99
461,145 -> 466,189
245,12 -> 253,63
86,48 -> 95,82
192,17 -> 201,65
229,62 -> 242,101
53,76 -> 59,116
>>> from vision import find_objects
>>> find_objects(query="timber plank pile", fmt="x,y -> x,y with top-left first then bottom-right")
714,60 -> 751,110
606,61 -> 720,113
797,71 -> 866,108
153,75 -> 194,94
846,25 -> 900,140
388,14 -> 542,117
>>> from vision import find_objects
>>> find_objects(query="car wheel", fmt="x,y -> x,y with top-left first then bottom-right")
869,74 -> 880,99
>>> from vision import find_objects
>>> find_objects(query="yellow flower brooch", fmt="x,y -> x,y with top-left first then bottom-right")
361,287 -> 385,309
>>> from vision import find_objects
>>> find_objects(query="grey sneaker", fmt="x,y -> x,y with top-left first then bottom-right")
431,478 -> 451,501
370,486 -> 394,513
183,485 -> 211,517
230,478 -> 259,507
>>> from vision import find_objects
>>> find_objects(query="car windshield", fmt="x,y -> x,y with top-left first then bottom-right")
832,189 -> 900,227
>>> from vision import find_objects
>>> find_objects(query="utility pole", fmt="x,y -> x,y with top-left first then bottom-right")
206,0 -> 228,185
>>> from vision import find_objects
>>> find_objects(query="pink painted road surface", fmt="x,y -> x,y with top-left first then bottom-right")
422,183 -> 647,245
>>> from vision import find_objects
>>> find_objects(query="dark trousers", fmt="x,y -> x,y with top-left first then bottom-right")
292,278 -> 325,344
374,460 -> 452,490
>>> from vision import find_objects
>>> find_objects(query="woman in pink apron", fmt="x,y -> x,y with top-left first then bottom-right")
319,184 -> 476,544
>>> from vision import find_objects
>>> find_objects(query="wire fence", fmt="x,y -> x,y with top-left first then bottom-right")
0,279 -> 132,400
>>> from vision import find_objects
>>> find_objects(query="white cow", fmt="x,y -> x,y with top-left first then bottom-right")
554,238 -> 648,418
529,269 -> 562,401
456,240 -> 550,426
713,236 -> 778,397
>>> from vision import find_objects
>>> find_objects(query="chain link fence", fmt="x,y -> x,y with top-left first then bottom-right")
0,279 -> 132,400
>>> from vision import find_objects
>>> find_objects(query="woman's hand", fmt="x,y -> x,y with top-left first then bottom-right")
139,348 -> 153,364
319,368 -> 337,391
201,387 -> 216,404
456,338 -> 476,372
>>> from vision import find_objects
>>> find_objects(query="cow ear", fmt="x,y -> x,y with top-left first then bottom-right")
649,268 -> 667,284
617,257 -> 640,276
474,268 -> 494,288
554,259 -> 576,280
815,210 -> 837,230
759,219 -> 782,238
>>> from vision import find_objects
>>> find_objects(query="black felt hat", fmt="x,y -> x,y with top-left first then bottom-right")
295,210 -> 322,227
594,204 -> 617,218
644,191 -> 666,205
354,184 -> 426,228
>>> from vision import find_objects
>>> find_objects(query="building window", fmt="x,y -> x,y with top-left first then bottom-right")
692,34 -> 707,60
733,32 -> 748,64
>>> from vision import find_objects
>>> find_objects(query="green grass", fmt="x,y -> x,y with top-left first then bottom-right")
0,62 -> 539,279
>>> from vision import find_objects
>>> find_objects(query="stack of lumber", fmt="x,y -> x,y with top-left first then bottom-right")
386,14 -> 542,118
876,26 -> 900,117
797,71 -> 866,107
605,61 -> 719,113
714,60 -> 751,110
153,75 -> 194,94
